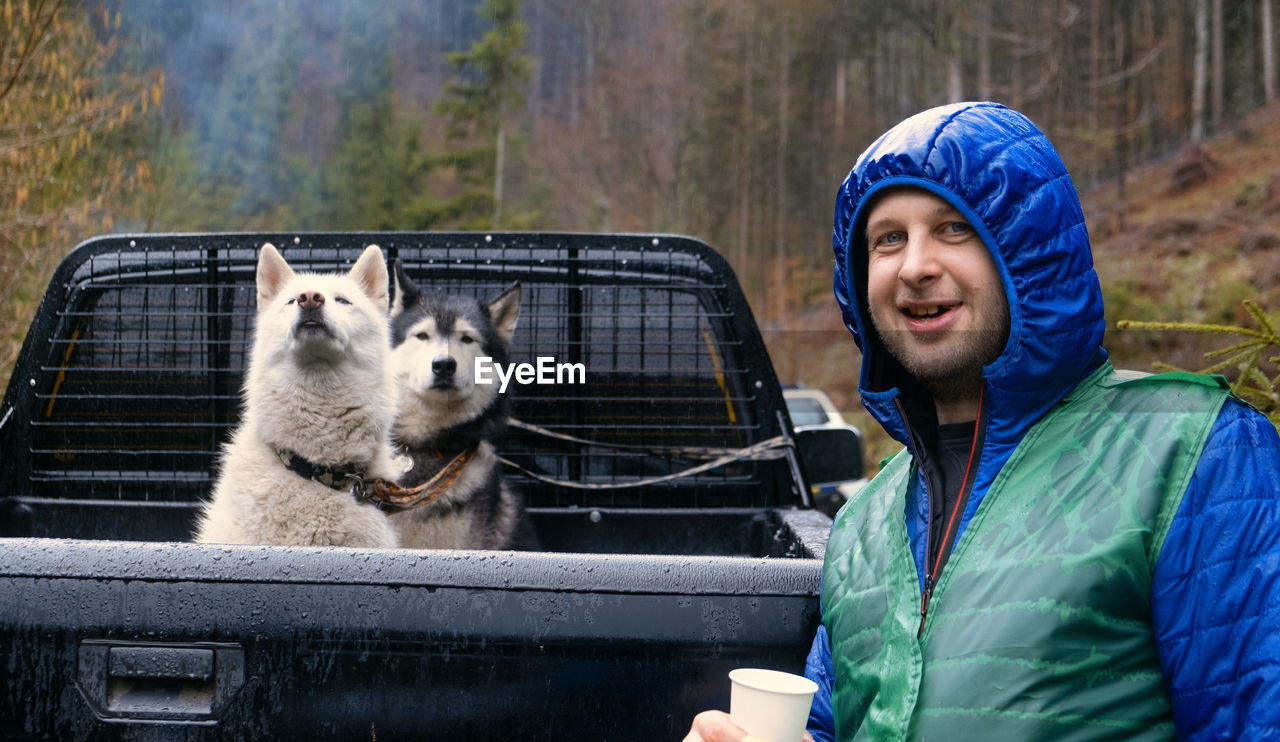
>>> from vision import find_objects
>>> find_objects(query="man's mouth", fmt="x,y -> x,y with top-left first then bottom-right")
901,304 -> 958,321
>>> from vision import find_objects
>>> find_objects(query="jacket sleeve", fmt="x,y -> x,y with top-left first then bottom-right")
804,624 -> 837,742
1152,399 -> 1280,740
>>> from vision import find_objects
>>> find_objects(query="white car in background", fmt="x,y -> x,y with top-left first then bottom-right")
783,388 -> 849,428
783,387 -> 867,517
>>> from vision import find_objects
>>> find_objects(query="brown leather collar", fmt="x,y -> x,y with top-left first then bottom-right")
363,446 -> 477,513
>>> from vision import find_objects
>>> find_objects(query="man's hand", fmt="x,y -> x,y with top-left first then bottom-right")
682,710 -> 815,742
683,711 -> 745,742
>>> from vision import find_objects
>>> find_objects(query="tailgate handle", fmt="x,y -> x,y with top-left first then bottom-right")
109,646 -> 213,681
77,641 -> 244,723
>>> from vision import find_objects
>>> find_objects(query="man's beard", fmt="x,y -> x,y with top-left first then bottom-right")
873,318 -> 1009,405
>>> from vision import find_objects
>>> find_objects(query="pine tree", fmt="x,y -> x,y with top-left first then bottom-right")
196,2 -> 304,221
1119,300 -> 1280,431
415,0 -> 533,230
324,87 -> 429,230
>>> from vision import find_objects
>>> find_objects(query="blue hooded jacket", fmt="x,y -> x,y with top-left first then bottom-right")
805,102 -> 1280,740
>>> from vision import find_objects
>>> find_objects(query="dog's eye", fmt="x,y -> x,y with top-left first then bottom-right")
415,331 -> 430,341
460,334 -> 476,344
285,298 -> 296,305
334,295 -> 352,305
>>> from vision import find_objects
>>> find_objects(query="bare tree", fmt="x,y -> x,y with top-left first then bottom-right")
1212,0 -> 1224,130
1091,0 -> 1102,130
775,14 -> 790,272
1192,0 -> 1209,141
1265,0 -> 1277,100
977,0 -> 992,100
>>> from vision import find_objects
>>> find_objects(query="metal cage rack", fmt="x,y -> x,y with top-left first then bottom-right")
2,233 -> 794,528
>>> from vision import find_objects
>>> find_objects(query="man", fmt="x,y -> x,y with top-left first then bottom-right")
686,102 -> 1280,741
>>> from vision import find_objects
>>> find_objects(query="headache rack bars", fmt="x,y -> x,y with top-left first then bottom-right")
1,233 -> 797,528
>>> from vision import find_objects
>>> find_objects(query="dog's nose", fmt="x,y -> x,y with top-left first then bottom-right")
432,356 -> 457,378
297,291 -> 325,309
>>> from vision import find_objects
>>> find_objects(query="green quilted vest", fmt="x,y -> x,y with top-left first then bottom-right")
821,366 -> 1231,740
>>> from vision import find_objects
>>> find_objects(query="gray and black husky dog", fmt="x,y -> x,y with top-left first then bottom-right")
386,260 -> 538,550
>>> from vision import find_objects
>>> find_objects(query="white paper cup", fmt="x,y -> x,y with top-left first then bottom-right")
728,667 -> 818,742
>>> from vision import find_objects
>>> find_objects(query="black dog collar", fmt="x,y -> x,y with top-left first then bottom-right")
276,449 -> 368,495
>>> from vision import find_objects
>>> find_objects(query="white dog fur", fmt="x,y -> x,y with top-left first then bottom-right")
195,243 -> 399,548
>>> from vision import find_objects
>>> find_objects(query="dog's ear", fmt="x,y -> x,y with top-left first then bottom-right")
256,242 -> 295,305
392,258 -> 421,317
487,281 -> 522,343
350,244 -> 389,308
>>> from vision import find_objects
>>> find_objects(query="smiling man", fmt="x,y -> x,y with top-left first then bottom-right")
685,103 -> 1280,742
863,187 -> 1010,424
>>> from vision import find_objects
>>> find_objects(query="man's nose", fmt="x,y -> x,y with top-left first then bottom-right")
897,234 -> 942,286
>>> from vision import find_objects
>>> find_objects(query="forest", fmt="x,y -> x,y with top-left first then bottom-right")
3,0 -> 1279,436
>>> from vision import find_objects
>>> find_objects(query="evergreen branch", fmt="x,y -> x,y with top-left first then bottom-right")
1245,365 -> 1272,392
1197,355 -> 1244,376
1237,385 -> 1279,408
1119,301 -> 1279,431
1196,343 -> 1263,376
1201,338 -> 1267,359
1115,319 -> 1268,340
1244,299 -> 1276,337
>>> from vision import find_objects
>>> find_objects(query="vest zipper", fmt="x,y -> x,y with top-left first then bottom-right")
893,397 -> 938,639
898,387 -> 986,641
918,575 -> 934,638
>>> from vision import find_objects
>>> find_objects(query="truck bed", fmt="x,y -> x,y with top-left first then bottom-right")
0,233 -> 826,739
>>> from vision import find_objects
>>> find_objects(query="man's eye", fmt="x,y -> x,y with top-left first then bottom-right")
415,331 -> 430,341
334,295 -> 352,305
945,221 -> 972,234
870,232 -> 904,251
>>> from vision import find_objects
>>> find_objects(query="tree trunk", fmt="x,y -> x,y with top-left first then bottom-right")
1090,0 -> 1102,130
737,7 -> 754,288
1212,0 -> 1224,130
1265,0 -> 1277,100
948,55 -> 963,103
1011,47 -> 1023,111
493,122 -> 505,228
942,8 -> 963,102
835,57 -> 846,135
775,16 -> 789,290
977,19 -> 991,100
1192,0 -> 1209,141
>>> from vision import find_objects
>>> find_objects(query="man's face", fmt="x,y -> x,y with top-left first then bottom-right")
864,188 -> 1010,399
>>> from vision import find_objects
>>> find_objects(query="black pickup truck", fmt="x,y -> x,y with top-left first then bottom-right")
0,233 -> 853,740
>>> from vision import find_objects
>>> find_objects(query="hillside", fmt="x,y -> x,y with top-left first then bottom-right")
1087,101 -> 1280,371
765,100 -> 1280,467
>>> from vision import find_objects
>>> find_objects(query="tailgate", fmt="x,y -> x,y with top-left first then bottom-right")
0,538 -> 821,740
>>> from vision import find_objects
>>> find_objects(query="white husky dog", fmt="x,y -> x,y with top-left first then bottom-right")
195,243 -> 399,548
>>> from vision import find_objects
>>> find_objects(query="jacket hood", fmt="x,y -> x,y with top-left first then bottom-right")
832,102 -> 1108,448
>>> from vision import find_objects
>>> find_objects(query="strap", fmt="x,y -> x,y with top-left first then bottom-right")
495,435 -> 793,490
507,417 -> 789,462
363,447 -> 477,512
